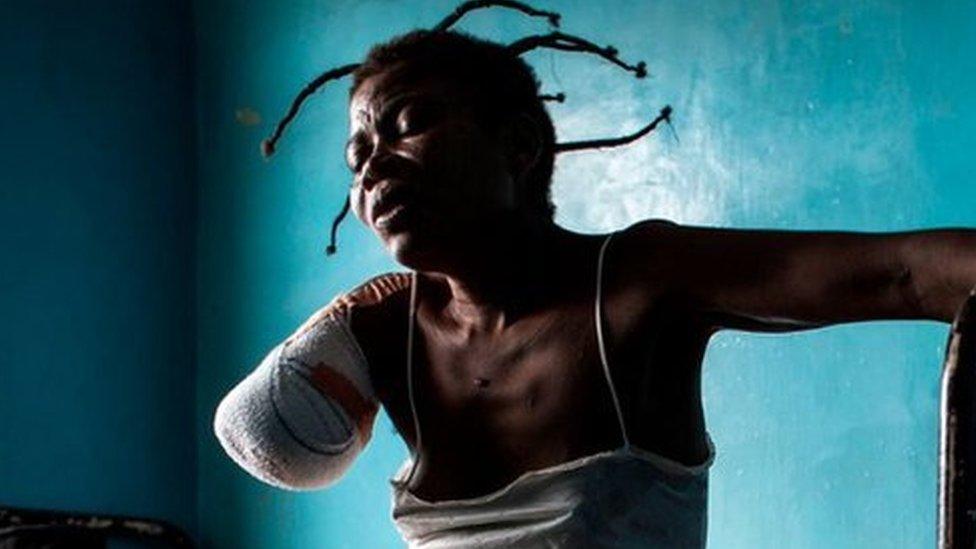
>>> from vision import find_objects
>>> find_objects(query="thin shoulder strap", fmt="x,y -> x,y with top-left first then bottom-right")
404,270 -> 422,484
595,231 -> 631,449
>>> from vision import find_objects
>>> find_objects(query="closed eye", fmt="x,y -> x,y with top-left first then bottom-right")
344,96 -> 442,173
395,102 -> 438,137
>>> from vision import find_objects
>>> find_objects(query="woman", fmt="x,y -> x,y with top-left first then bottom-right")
214,19 -> 976,549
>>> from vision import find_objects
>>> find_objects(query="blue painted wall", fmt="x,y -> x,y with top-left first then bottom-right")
193,1 -> 976,547
194,1 -> 976,547
0,0 -> 197,537
26,0 -> 959,547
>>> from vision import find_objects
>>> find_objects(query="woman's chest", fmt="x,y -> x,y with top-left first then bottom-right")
358,282 -> 710,501
407,295 -> 703,453
417,303 -> 612,446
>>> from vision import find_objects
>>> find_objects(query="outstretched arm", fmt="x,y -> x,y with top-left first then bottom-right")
630,220 -> 976,332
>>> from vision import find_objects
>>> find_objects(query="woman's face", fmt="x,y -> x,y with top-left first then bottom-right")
346,62 -> 520,269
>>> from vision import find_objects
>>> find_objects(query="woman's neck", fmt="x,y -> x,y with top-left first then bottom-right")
423,213 -> 583,334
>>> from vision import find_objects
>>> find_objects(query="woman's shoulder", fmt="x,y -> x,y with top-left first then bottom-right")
614,217 -> 682,251
329,271 -> 413,318
624,217 -> 679,233
286,271 -> 412,346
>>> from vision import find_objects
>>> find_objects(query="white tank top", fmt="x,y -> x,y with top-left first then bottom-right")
389,230 -> 717,548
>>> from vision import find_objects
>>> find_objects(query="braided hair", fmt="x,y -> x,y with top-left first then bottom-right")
261,0 -> 673,257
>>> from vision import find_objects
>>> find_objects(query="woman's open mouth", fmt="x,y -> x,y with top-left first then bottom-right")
375,202 -> 413,231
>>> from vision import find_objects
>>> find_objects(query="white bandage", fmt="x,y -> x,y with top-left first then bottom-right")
213,310 -> 378,491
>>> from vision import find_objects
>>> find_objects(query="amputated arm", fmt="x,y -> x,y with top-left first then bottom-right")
212,291 -> 380,491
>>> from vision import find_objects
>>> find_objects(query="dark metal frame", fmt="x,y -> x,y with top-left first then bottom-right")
0,505 -> 194,548
939,292 -> 976,548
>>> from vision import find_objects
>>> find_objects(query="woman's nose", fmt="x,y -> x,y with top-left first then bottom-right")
360,143 -> 398,192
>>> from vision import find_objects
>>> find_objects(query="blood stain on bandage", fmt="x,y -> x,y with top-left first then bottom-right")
307,363 -> 378,444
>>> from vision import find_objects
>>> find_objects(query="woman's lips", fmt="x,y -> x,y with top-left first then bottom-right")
371,180 -> 410,221
374,202 -> 414,231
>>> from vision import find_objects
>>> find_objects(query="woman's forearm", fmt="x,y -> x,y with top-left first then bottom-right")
902,228 -> 976,322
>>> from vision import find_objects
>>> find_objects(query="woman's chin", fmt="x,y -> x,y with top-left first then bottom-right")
373,208 -> 437,267
383,231 -> 431,270
383,228 -> 454,273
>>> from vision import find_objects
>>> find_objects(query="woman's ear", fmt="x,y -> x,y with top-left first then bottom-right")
503,113 -> 543,183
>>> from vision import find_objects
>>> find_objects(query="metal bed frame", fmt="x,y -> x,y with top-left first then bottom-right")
0,505 -> 194,548
940,291 -> 976,548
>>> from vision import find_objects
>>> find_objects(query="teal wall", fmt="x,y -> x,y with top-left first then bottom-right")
6,0 -> 971,547
0,0 -> 197,537
194,1 -> 975,547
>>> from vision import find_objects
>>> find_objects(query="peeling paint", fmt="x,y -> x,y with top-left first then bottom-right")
235,106 -> 262,127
